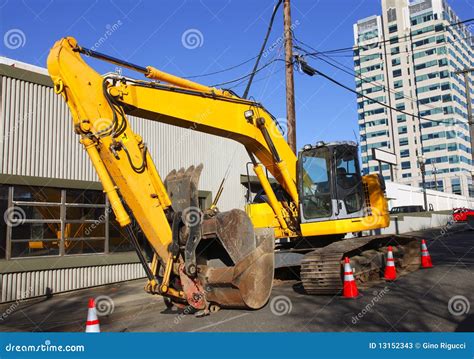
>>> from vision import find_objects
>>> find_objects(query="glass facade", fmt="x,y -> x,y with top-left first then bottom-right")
354,0 -> 473,196
0,184 -> 136,259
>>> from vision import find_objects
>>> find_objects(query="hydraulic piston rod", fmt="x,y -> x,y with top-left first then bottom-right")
75,45 -> 222,93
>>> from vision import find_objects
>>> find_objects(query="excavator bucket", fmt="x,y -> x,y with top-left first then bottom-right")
164,165 -> 275,310
200,211 -> 275,309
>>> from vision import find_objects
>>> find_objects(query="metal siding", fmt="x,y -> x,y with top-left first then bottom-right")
127,115 -> 248,211
0,77 -> 5,165
0,78 -> 97,182
0,263 -> 147,303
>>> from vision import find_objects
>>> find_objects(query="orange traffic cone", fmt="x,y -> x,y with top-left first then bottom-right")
343,257 -> 359,298
421,239 -> 433,268
85,298 -> 100,333
384,246 -> 397,281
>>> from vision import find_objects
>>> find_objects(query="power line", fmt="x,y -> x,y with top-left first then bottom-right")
211,58 -> 288,87
239,45 -> 286,91
293,28 -> 473,112
243,0 -> 283,99
184,16 -> 471,95
228,66 -> 285,90
229,45 -> 285,90
294,30 -> 473,62
300,48 -> 441,111
299,61 -> 454,125
183,55 -> 260,79
182,0 -> 283,82
296,17 -> 474,56
298,34 -> 471,59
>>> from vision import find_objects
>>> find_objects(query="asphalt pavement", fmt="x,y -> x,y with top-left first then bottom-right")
1,224 -> 472,332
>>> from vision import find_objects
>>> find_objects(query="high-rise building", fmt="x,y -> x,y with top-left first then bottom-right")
353,0 -> 474,196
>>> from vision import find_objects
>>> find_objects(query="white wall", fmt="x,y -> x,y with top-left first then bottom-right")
385,181 -> 474,211
381,213 -> 452,235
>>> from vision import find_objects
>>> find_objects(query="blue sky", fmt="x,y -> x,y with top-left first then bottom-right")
0,0 -> 472,148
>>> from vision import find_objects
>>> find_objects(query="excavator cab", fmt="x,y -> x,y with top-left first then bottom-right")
299,141 -> 364,221
298,141 -> 387,236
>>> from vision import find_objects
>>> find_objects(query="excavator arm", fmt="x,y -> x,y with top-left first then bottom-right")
47,37 -> 290,310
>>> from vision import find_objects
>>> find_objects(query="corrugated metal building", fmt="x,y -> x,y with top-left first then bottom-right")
0,56 -> 249,302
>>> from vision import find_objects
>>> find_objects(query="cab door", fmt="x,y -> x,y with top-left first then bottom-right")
332,145 -> 365,220
299,146 -> 335,223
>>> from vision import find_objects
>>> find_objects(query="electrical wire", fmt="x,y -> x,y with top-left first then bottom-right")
243,0 -> 283,98
211,58 -> 288,87
293,26 -> 473,113
183,54 -> 260,79
298,34 -> 473,59
228,48 -> 285,90
307,66 -> 455,124
296,17 -> 474,56
180,0 -> 285,84
228,66 -> 285,90
301,49 -> 442,111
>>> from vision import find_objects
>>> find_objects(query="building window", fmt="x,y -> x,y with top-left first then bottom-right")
451,178 -> 462,195
9,186 -> 63,258
394,80 -> 403,88
440,70 -> 449,79
442,94 -> 452,102
395,92 -> 404,100
399,138 -> 409,146
358,29 -> 379,43
401,161 -> 411,170
410,12 -> 434,26
397,114 -> 407,122
0,186 -> 8,259
398,126 -> 407,134
393,69 -> 402,77
0,185 -> 143,259
425,180 -> 444,192
387,8 -> 397,23
389,24 -> 398,33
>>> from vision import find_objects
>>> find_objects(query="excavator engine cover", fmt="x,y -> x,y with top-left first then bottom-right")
198,210 -> 275,309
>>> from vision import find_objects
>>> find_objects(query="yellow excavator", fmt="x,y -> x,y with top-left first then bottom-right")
47,37 -> 419,314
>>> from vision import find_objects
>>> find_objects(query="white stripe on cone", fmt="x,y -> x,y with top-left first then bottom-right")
421,242 -> 430,256
386,250 -> 395,266
344,262 -> 355,281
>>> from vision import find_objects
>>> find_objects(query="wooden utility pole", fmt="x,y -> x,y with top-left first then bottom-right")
455,68 -> 474,195
283,0 -> 296,153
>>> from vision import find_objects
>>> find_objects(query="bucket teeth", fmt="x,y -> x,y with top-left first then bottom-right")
191,164 -> 203,186
164,163 -> 203,213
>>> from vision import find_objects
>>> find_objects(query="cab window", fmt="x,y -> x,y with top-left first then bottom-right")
334,147 -> 363,214
300,148 -> 332,219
